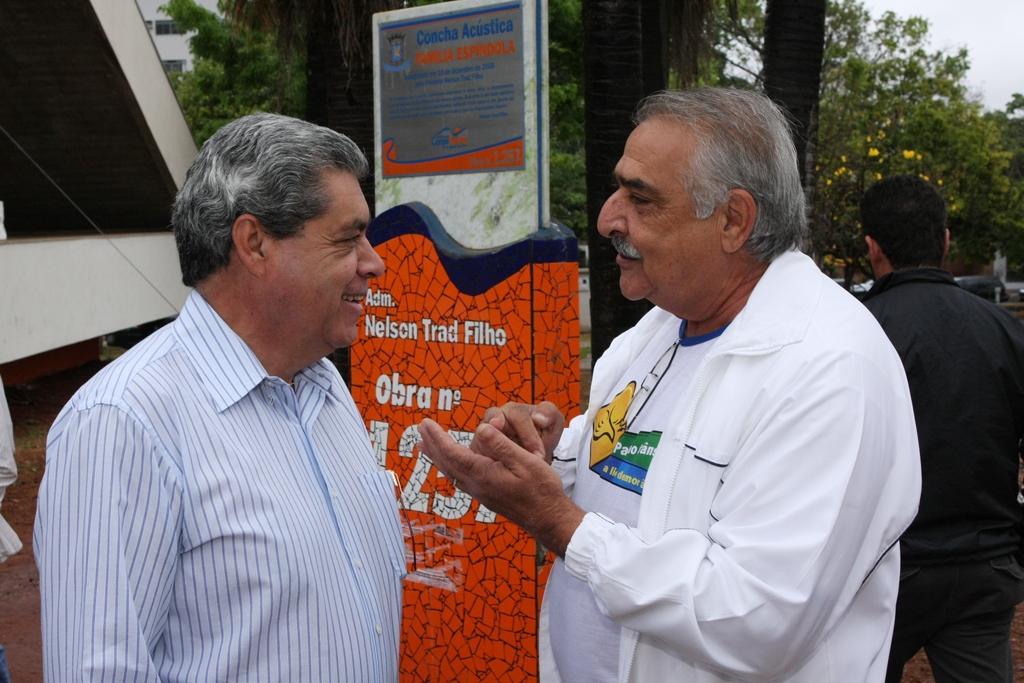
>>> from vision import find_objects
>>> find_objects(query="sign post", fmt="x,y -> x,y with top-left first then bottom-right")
351,1 -> 578,679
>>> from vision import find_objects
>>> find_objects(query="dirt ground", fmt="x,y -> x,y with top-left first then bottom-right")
1,362 -> 1022,682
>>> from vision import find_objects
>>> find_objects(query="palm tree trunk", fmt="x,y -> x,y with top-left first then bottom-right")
763,0 -> 826,190
641,0 -> 667,93
582,0 -> 653,362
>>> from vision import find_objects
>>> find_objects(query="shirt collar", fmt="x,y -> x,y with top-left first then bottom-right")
863,267 -> 956,301
298,358 -> 345,402
174,291 -> 342,412
677,319 -> 729,346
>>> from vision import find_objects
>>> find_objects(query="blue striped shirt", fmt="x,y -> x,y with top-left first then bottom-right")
35,291 -> 404,682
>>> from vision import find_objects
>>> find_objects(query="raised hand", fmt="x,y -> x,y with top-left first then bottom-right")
419,417 -> 583,557
473,401 -> 565,463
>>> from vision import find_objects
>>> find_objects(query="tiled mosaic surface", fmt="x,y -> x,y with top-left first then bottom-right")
351,232 -> 579,681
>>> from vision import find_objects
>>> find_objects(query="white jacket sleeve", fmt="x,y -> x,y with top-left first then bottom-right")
562,351 -> 919,678
551,413 -> 586,493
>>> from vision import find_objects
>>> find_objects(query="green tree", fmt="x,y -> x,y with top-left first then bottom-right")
814,0 -> 1024,280
162,0 -> 305,144
712,0 -> 1024,280
548,0 -> 587,236
1000,93 -> 1024,183
711,0 -> 766,86
986,94 -> 1024,267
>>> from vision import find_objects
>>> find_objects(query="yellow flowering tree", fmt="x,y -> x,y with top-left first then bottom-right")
813,0 -> 1024,281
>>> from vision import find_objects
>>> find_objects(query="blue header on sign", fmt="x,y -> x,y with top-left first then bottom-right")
369,202 -> 577,296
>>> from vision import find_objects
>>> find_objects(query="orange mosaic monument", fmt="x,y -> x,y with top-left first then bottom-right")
352,1 -> 579,679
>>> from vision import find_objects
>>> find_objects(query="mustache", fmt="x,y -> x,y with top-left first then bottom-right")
610,235 -> 641,259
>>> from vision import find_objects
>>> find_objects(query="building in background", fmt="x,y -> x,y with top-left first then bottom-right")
0,0 -> 195,383
135,0 -> 219,73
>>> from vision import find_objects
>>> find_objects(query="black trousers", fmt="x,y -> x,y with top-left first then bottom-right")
885,555 -> 1024,683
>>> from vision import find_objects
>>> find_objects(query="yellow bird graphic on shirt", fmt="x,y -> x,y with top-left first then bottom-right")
590,382 -> 635,468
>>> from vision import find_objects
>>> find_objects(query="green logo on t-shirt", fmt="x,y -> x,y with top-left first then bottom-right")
592,430 -> 661,494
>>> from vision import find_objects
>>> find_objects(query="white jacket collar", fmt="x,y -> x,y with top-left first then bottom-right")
718,249 -> 821,354
587,250 -> 821,423
619,249 -> 821,359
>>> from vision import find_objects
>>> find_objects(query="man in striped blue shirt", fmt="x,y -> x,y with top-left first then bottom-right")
35,114 -> 405,681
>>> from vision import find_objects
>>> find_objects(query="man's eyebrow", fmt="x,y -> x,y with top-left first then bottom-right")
330,219 -> 368,241
344,218 -> 369,234
615,173 -> 663,199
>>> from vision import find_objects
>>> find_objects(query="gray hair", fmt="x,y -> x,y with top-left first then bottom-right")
634,88 -> 807,262
172,113 -> 368,286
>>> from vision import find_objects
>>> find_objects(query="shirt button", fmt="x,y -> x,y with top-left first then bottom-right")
375,623 -> 383,635
354,560 -> 363,570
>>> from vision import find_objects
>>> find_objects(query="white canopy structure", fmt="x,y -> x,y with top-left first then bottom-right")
0,0 -> 194,366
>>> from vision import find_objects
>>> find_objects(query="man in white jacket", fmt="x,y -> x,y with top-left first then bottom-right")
420,88 -> 921,682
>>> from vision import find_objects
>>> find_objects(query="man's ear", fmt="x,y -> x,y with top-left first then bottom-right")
720,188 -> 758,254
864,234 -> 882,261
942,228 -> 950,261
864,234 -> 893,278
231,214 -> 269,276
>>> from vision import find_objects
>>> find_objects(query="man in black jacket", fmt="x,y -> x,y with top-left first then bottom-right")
861,174 -> 1024,683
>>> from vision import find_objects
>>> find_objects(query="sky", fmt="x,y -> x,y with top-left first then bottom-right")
859,0 -> 1023,111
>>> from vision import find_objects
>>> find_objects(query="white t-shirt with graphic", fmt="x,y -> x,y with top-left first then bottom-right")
547,319 -> 724,683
